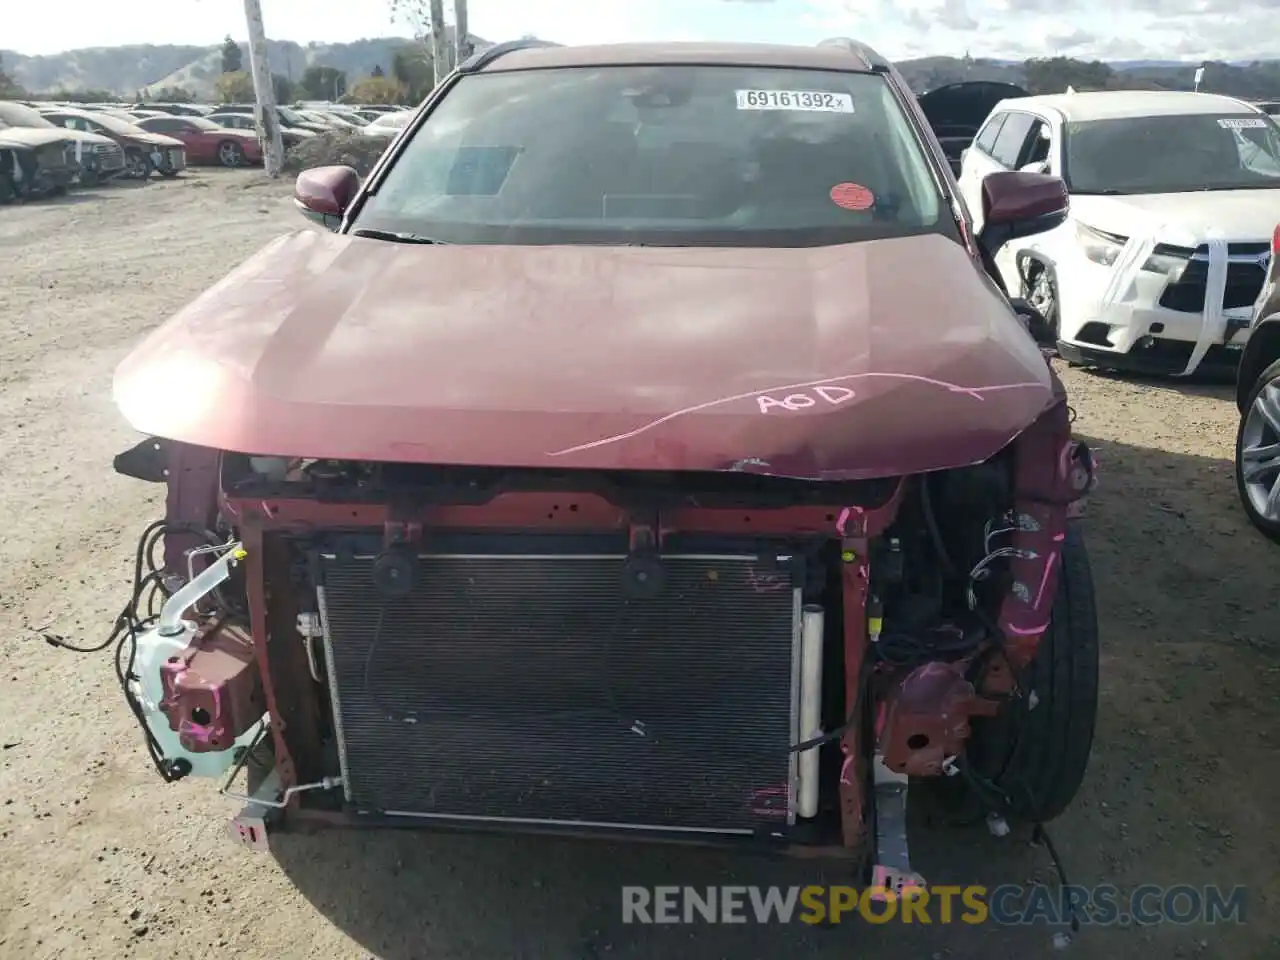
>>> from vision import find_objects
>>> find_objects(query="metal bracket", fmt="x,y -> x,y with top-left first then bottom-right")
869,754 -> 927,899
382,519 -> 422,549
112,435 -> 170,483
228,767 -> 283,851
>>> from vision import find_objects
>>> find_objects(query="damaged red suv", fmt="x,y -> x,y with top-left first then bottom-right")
99,38 -> 1098,886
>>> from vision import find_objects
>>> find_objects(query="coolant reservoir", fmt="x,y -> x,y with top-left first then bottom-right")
130,622 -> 261,778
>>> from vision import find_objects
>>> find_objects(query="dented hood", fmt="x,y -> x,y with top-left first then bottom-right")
1072,190 -> 1280,247
113,230 -> 1055,480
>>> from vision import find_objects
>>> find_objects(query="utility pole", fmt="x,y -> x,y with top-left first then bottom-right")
243,0 -> 285,177
429,0 -> 449,87
454,0 -> 472,65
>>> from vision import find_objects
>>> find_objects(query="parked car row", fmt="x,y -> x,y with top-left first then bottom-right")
1,99 -> 191,202
2,95 -> 420,202
127,99 -> 416,141
130,98 -> 409,136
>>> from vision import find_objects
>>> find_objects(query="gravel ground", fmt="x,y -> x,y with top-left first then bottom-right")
1,170 -> 1278,960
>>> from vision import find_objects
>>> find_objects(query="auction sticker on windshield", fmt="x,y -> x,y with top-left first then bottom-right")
1219,117 -> 1269,129
735,90 -> 855,113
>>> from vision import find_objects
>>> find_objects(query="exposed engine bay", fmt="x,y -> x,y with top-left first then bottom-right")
70,397 -> 1097,892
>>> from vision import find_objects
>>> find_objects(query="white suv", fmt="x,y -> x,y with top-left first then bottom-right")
958,90 -> 1280,376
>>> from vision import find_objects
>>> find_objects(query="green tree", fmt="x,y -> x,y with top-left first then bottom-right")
221,35 -> 243,74
392,45 -> 434,101
348,75 -> 407,105
273,73 -> 295,104
143,85 -> 196,103
215,70 -> 255,103
49,88 -> 122,103
299,65 -> 347,100
1023,57 -> 1114,94
0,53 -> 23,98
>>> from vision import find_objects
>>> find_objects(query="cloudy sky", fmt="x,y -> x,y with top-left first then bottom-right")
6,0 -> 1277,62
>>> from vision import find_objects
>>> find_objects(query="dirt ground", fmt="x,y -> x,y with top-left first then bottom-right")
1,170 -> 1278,960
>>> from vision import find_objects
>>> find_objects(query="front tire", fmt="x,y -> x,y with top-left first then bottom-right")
125,149 -> 151,181
217,140 -> 245,168
959,523 -> 1099,823
1020,257 -> 1060,348
1235,357 -> 1280,543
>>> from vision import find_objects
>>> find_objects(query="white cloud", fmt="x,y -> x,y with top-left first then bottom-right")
4,0 -> 1279,61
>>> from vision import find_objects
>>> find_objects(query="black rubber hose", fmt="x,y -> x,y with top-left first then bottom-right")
919,474 -> 958,577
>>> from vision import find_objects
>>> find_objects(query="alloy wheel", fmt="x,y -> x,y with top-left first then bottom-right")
1026,265 -> 1059,341
1240,377 -> 1280,522
218,142 -> 244,167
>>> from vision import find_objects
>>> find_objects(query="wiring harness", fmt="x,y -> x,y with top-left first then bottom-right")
44,520 -> 225,783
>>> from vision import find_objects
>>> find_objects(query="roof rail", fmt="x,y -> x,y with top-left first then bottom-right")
458,38 -> 563,73
815,37 -> 887,71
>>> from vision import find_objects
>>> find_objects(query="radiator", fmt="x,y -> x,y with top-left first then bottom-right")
316,549 -> 803,834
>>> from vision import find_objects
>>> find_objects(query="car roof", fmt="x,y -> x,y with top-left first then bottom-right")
474,40 -> 886,74
1004,90 -> 1260,122
40,105 -> 92,117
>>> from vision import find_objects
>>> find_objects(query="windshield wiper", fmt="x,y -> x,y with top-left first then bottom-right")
1196,184 -> 1276,192
351,228 -> 445,244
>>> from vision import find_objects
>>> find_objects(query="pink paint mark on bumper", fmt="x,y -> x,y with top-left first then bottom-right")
1033,550 -> 1058,611
1006,620 -> 1050,636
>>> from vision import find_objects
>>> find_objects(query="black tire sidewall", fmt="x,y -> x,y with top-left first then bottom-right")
126,149 -> 150,181
1234,357 -> 1280,543
219,141 -> 244,167
960,523 -> 1100,823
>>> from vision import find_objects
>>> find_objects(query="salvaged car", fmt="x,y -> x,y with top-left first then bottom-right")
0,128 -> 78,202
207,111 -> 317,150
358,110 -> 413,140
0,100 -> 126,186
211,103 -> 331,135
1233,224 -> 1280,541
134,115 -> 263,168
917,80 -> 1029,175
96,39 -> 1099,886
959,91 -> 1280,376
39,105 -> 187,180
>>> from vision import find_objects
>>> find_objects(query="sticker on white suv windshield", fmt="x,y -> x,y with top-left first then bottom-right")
735,90 -> 854,113
1219,117 -> 1269,129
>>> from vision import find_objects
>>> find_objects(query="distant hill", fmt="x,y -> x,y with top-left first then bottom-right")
894,55 -> 1280,99
1,33 -> 486,98
5,43 -> 1280,101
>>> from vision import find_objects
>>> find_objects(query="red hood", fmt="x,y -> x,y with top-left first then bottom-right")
112,229 -> 1055,480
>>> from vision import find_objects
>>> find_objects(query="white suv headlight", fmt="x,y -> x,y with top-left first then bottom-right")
1075,222 -> 1188,281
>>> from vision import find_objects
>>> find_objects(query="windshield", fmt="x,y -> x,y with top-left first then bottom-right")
1065,113 -> 1280,194
374,112 -> 411,129
81,112 -> 140,135
278,106 -> 306,125
190,117 -> 224,131
351,64 -> 944,247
